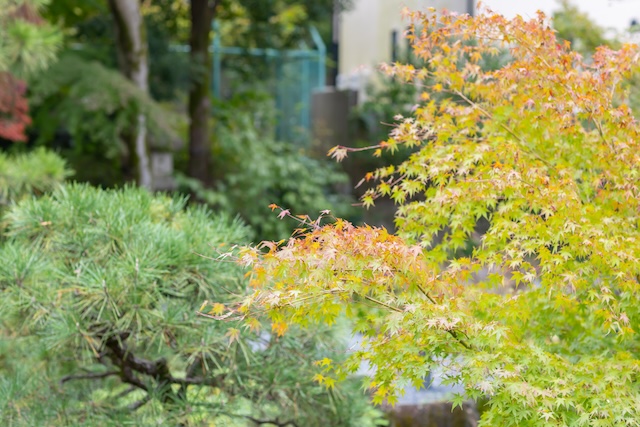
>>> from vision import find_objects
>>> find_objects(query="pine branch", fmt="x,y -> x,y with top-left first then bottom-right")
244,414 -> 299,427
217,411 -> 299,427
127,394 -> 151,411
59,370 -> 119,385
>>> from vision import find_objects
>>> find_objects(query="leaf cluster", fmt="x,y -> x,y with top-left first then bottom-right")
0,0 -> 61,77
223,7 -> 640,426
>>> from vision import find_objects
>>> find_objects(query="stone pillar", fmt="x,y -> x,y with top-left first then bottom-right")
151,151 -> 175,191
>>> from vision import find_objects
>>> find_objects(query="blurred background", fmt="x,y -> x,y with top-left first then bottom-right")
4,0 -> 639,241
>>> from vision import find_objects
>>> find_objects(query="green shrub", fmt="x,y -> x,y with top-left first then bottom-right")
178,110 -> 355,242
0,183 -> 378,426
27,54 -> 179,185
0,148 -> 70,208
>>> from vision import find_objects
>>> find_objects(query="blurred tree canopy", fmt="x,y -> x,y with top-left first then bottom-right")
41,0 -> 348,100
552,0 -> 618,56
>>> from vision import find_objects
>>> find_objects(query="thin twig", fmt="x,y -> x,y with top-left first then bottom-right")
451,88 -> 553,170
413,280 -> 474,350
113,386 -> 136,399
362,295 -> 403,313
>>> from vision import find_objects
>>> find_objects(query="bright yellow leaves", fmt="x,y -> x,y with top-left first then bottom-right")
225,327 -> 240,345
469,51 -> 483,63
327,145 -> 348,162
314,357 -> 332,367
245,317 -> 261,333
206,6 -> 640,422
312,374 -> 336,389
210,303 -> 225,316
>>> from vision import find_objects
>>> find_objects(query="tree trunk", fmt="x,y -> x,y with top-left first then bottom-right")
188,0 -> 217,184
108,0 -> 153,189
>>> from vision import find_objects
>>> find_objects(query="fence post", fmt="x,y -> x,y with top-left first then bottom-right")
301,55 -> 311,138
275,55 -> 284,140
211,20 -> 221,98
310,26 -> 326,88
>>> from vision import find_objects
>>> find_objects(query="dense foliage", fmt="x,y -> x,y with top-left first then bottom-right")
178,105 -> 354,242
26,54 -> 178,184
27,54 -> 175,151
0,148 -> 69,208
209,8 -> 640,426
0,179 -> 381,426
0,0 -> 60,76
29,0 -> 351,198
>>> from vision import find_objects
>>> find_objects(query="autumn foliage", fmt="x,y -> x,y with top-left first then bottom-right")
206,7 -> 640,426
0,72 -> 30,141
0,1 -> 56,142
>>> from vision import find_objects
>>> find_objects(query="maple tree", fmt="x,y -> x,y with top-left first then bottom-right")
0,0 -> 60,142
0,73 -> 29,141
204,7 -> 640,426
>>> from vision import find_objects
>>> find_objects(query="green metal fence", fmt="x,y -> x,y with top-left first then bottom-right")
211,22 -> 326,144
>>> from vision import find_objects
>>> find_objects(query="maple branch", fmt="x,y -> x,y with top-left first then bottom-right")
414,280 -> 474,351
445,329 -> 473,350
354,174 -> 407,205
335,144 -> 383,153
285,289 -> 345,307
268,205 -> 336,231
510,29 -> 615,152
196,309 -> 244,321
590,115 -> 612,149
362,294 -> 404,313
415,282 -> 438,305
360,273 -> 474,350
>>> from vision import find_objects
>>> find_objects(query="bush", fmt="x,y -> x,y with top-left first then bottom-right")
0,183 -> 379,426
178,108 -> 355,242
27,54 -> 178,185
0,148 -> 70,208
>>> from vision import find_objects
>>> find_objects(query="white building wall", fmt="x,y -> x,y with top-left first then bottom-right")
337,0 -> 471,94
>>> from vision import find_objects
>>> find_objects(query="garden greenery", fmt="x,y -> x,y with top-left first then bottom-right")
0,164 -> 383,425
